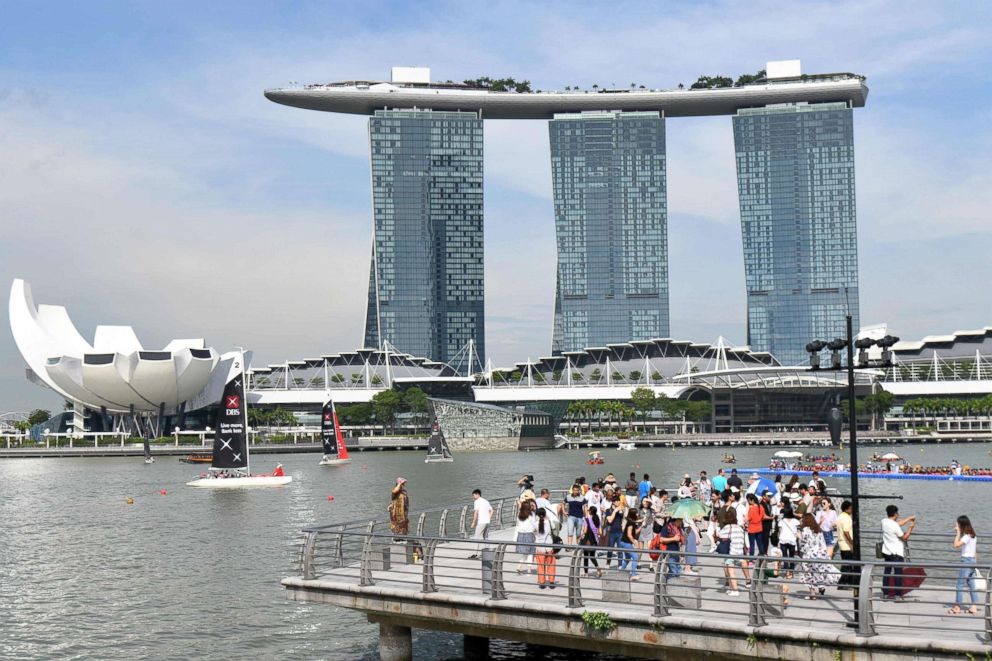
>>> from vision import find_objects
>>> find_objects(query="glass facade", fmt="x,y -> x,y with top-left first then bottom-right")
733,102 -> 859,366
549,111 -> 669,354
363,109 -> 485,364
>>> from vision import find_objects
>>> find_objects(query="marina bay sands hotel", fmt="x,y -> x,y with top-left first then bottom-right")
265,61 -> 867,367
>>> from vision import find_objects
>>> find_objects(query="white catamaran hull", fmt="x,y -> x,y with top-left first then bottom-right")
425,457 -> 454,463
186,475 -> 293,488
319,457 -> 352,466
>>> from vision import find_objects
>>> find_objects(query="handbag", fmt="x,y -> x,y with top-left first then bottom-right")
874,542 -> 884,559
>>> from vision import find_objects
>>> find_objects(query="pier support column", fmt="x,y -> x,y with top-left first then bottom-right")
464,634 -> 489,658
378,622 -> 412,661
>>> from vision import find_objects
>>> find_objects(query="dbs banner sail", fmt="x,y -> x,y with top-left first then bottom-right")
321,399 -> 349,462
212,375 -> 249,470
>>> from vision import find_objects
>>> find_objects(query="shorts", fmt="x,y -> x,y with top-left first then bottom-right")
565,516 -> 583,537
822,530 -> 835,546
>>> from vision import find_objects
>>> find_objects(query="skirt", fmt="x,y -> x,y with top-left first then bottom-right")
515,532 -> 536,555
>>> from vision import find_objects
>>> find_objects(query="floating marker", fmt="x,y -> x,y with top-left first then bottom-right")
127,497 -> 134,505
327,495 -> 335,501
161,489 -> 167,496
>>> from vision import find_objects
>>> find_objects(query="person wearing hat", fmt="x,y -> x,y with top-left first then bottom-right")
677,475 -> 693,499
389,477 -> 410,536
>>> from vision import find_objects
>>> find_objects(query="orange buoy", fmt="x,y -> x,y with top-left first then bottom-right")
160,489 -> 167,496
327,495 -> 335,501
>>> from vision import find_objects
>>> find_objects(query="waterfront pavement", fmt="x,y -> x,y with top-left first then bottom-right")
285,526 -> 992,660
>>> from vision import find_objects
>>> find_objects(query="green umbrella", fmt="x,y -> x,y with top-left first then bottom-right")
668,498 -> 706,520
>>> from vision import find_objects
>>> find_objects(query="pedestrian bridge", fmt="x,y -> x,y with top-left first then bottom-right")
284,494 -> 992,660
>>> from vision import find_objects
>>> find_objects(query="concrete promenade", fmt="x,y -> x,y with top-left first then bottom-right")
285,518 -> 992,660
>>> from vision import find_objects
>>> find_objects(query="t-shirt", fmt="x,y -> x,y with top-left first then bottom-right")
566,494 -> 586,518
961,534 -> 977,559
712,475 -> 728,493
817,509 -> 838,535
586,490 -> 605,513
607,507 -> 624,532
535,497 -> 554,514
778,517 -> 799,545
625,479 -> 638,496
836,511 -> 853,551
638,480 -> 652,500
623,520 -> 639,543
747,505 -> 764,534
881,517 -> 905,556
727,475 -> 743,489
473,498 -> 493,525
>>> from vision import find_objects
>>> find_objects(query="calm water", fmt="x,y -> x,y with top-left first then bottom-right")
2,442 -> 990,660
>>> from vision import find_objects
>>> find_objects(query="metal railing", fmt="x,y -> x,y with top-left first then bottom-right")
292,501 -> 992,651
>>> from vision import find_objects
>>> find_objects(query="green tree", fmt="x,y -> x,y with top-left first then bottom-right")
330,374 -> 345,383
403,387 -> 429,425
590,368 -> 603,383
629,370 -> 642,382
15,420 -> 31,433
338,403 -> 373,426
371,375 -> 383,385
630,387 -> 656,425
372,389 -> 402,431
27,409 -> 51,426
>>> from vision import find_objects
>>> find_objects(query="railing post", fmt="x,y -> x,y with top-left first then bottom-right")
332,530 -> 344,568
491,545 -> 507,600
301,531 -> 318,579
748,557 -> 767,627
438,509 -> 449,537
568,547 -> 584,608
421,539 -> 438,593
653,552 -> 670,617
458,505 -> 469,538
416,512 -> 427,537
984,567 -> 992,643
494,499 -> 505,529
360,534 -> 375,586
857,563 -> 876,636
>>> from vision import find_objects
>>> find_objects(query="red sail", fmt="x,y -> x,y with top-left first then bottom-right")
332,402 -> 349,460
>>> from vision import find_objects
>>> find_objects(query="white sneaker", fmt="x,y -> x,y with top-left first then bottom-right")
726,589 -> 740,597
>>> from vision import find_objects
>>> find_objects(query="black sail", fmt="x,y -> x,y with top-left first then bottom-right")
321,400 -> 338,456
212,374 -> 249,470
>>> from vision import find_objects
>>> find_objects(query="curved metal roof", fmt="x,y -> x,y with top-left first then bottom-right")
264,77 -> 868,120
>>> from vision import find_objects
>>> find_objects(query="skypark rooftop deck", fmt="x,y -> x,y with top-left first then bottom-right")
264,73 -> 868,119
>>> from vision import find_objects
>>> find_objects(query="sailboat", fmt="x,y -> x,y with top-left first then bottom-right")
318,398 -> 351,466
424,423 -> 453,464
187,362 -> 292,488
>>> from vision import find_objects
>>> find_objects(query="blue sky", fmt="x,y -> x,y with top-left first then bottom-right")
2,1 -> 991,411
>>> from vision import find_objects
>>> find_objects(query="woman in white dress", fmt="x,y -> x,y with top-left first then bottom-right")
797,512 -> 839,599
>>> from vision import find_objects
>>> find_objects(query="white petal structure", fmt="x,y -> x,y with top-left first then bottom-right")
9,279 -> 225,413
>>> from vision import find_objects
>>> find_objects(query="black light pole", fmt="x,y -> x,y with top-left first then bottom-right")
845,315 -> 861,561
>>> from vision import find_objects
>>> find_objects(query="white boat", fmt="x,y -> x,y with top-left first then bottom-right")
187,474 -> 292,488
617,442 -> 636,451
187,356 -> 292,489
318,397 -> 351,466
425,424 -> 453,463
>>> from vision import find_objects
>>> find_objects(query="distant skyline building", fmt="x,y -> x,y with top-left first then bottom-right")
549,111 -> 669,353
266,62 -> 869,366
733,101 -> 859,365
363,109 -> 485,363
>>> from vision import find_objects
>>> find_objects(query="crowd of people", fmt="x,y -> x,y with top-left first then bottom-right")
767,456 -> 992,476
433,468 -> 983,612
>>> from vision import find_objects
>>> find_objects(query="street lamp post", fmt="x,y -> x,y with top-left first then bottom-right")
844,315 -> 861,561
806,325 -> 900,561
